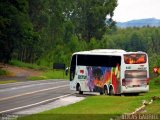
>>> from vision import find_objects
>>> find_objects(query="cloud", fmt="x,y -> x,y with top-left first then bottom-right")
113,0 -> 160,22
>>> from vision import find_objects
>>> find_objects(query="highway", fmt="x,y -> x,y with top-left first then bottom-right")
0,80 -> 72,114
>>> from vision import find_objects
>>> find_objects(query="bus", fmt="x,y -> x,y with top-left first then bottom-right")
69,49 -> 149,95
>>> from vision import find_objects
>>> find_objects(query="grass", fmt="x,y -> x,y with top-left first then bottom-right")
28,70 -> 69,80
42,96 -> 143,114
0,80 -> 17,84
0,69 -> 10,76
145,100 -> 160,113
9,59 -> 48,70
9,59 -> 69,80
18,76 -> 160,120
43,70 -> 68,79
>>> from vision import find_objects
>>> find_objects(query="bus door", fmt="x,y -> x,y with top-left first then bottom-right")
70,55 -> 77,90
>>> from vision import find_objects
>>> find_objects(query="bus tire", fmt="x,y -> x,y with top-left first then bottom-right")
104,86 -> 109,95
109,86 -> 114,96
100,92 -> 103,95
77,84 -> 83,94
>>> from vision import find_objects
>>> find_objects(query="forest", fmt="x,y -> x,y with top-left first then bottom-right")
1,0 -> 160,76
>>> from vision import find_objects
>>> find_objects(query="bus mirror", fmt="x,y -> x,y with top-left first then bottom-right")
65,67 -> 69,76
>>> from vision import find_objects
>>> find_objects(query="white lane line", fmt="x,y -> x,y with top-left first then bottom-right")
0,84 -> 69,101
0,79 -> 67,86
0,80 -> 51,86
0,81 -> 68,92
0,93 -> 73,114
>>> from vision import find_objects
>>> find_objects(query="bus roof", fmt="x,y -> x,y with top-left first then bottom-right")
73,49 -> 147,56
73,49 -> 126,56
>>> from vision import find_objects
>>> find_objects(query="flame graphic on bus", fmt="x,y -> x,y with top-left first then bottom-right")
87,64 -> 120,93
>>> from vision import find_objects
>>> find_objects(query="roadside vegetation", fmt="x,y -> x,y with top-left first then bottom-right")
0,69 -> 10,76
0,80 -> 17,84
0,60 -> 68,85
8,60 -> 69,80
28,70 -> 68,80
19,76 -> 160,120
145,100 -> 160,113
9,60 -> 69,80
9,60 -> 48,70
0,68 -> 17,84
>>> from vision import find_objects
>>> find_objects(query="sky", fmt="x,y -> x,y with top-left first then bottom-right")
113,0 -> 160,22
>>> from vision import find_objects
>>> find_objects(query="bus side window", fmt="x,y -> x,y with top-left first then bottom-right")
70,55 -> 76,81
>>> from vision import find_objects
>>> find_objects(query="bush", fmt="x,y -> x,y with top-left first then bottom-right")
0,69 -> 9,76
9,59 -> 48,70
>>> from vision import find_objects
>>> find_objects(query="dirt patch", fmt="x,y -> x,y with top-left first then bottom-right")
0,64 -> 42,81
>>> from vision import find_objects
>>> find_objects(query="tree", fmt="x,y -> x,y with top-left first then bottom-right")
0,0 -> 31,63
70,0 -> 117,42
151,29 -> 160,54
126,32 -> 145,51
0,0 -> 41,63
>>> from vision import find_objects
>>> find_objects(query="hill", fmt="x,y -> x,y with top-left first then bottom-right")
116,18 -> 160,28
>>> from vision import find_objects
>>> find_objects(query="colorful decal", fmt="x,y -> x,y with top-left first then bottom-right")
86,64 -> 120,94
78,75 -> 87,79
124,54 -> 146,64
112,64 -> 120,94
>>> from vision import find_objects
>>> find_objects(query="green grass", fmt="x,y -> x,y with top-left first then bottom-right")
9,60 -> 69,80
42,96 -> 143,114
145,100 -> 160,113
0,80 -> 17,84
0,69 -> 10,76
18,77 -> 160,120
43,70 -> 68,79
28,70 -> 69,80
9,59 -> 48,70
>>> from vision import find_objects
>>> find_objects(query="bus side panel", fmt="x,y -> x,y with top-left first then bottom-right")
78,64 -> 121,94
111,64 -> 121,94
76,66 -> 90,91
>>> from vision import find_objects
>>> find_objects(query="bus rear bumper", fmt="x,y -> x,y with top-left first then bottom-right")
121,85 -> 149,93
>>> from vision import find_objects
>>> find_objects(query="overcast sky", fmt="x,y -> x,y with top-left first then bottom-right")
113,0 -> 160,22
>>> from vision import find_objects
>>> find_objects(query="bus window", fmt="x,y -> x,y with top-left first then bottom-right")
70,55 -> 76,81
77,55 -> 121,67
124,54 -> 146,64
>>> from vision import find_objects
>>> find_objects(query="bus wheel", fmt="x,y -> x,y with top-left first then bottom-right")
104,86 -> 108,95
109,87 -> 114,96
100,92 -> 103,95
78,85 -> 83,94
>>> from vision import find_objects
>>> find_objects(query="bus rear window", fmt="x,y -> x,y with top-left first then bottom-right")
124,54 -> 146,64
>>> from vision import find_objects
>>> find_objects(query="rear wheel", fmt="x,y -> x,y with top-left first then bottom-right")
104,86 -> 109,95
109,86 -> 114,96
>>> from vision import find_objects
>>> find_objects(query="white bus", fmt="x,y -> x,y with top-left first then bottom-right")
69,49 -> 149,95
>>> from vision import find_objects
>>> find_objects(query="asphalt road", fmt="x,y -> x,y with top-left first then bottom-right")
0,80 -> 72,114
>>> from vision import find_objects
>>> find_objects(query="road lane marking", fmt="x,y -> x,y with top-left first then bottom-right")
0,81 -> 68,92
0,93 -> 73,114
0,79 -> 68,86
0,84 -> 69,101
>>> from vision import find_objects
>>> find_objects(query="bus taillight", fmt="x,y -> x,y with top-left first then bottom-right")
146,78 -> 150,85
122,79 -> 126,86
